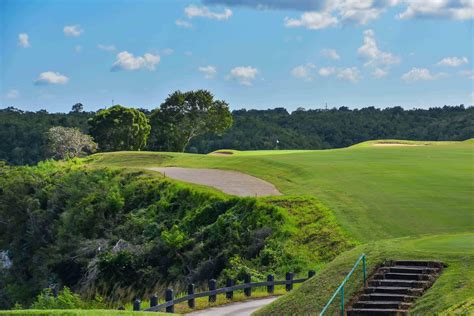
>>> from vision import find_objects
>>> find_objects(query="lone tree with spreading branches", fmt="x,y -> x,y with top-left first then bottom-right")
89,105 -> 151,151
46,126 -> 97,159
149,90 -> 233,152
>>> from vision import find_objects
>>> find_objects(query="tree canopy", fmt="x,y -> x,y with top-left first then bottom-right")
148,90 -> 233,152
88,105 -> 151,151
46,126 -> 97,159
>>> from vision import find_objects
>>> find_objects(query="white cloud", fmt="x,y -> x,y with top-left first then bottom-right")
111,51 -> 160,71
320,48 -> 340,60
336,67 -> 361,82
185,5 -> 232,20
318,67 -> 336,77
98,44 -> 116,51
459,70 -> 474,79
18,33 -> 30,48
437,56 -> 469,67
229,66 -> 258,85
284,11 -> 338,30
34,71 -> 69,85
372,68 -> 388,78
198,65 -> 217,78
162,48 -> 174,56
291,64 -> 316,81
397,0 -> 474,20
175,19 -> 193,28
63,25 -> 83,37
358,29 -> 400,68
6,89 -> 20,99
401,67 -> 444,82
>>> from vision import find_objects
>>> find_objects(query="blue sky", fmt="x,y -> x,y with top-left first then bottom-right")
1,0 -> 473,112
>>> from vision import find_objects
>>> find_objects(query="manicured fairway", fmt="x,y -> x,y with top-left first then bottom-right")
88,140 -> 474,242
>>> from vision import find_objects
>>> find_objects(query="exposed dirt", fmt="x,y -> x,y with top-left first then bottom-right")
147,167 -> 282,197
209,151 -> 235,156
373,142 -> 426,147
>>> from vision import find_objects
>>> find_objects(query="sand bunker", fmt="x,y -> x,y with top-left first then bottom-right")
373,142 -> 426,147
209,151 -> 234,156
147,167 -> 281,197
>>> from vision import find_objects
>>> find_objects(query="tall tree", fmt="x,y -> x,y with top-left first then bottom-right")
46,126 -> 97,159
89,105 -> 150,151
149,90 -> 233,152
70,103 -> 84,113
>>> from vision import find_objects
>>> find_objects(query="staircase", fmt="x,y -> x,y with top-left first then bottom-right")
347,260 -> 444,315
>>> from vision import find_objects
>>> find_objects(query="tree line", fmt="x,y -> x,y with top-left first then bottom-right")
1,92 -> 472,165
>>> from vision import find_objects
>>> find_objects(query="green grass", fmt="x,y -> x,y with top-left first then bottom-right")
0,310 -> 170,316
255,233 -> 474,315
86,139 -> 474,242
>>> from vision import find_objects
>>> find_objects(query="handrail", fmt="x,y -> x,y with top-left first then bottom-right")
319,254 -> 366,316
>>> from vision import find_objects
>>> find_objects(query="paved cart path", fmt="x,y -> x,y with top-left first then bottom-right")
187,297 -> 279,316
147,167 -> 281,197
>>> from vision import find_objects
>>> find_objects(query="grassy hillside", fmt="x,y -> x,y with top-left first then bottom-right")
87,139 -> 474,242
0,310 -> 169,316
255,233 -> 474,315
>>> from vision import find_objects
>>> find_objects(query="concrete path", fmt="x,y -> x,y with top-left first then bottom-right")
187,297 -> 278,316
147,167 -> 281,197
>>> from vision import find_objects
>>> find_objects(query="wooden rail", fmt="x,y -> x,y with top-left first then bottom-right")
129,270 -> 316,313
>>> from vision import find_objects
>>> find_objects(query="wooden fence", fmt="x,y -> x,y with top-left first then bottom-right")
129,270 -> 315,313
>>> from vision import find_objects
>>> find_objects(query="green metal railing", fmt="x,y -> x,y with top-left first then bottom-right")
319,254 -> 366,316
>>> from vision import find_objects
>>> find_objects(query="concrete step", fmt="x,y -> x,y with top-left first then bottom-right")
353,300 -> 412,309
360,293 -> 416,302
364,286 -> 423,296
385,266 -> 440,274
369,279 -> 430,288
393,261 -> 443,268
377,272 -> 433,281
347,308 -> 408,316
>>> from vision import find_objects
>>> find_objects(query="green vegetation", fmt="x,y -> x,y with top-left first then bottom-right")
148,90 -> 233,152
0,310 -> 168,316
0,160 -> 351,309
87,140 -> 474,242
255,233 -> 474,315
89,105 -> 151,151
1,105 -> 472,165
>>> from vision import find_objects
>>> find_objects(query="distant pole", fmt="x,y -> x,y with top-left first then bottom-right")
112,99 -> 114,106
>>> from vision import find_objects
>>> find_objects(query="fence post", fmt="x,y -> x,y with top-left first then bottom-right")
226,278 -> 234,299
150,294 -> 158,308
308,270 -> 316,278
187,283 -> 195,308
209,279 -> 217,302
286,272 -> 294,291
244,274 -> 251,297
133,298 -> 141,311
165,289 -> 174,313
267,274 -> 274,294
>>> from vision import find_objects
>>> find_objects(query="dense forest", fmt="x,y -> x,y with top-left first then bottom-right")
0,105 -> 472,165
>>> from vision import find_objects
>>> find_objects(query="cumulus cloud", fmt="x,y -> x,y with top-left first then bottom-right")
437,56 -> 469,67
372,67 -> 388,78
318,67 -> 336,76
6,89 -> 20,99
321,48 -> 340,60
18,33 -> 30,48
336,67 -> 361,82
175,19 -> 193,28
198,65 -> 217,78
358,29 -> 400,68
401,67 -> 444,82
111,51 -> 160,71
228,66 -> 258,85
63,25 -> 83,37
185,5 -> 232,20
98,44 -> 116,51
34,71 -> 69,85
397,0 -> 474,20
284,11 -> 338,29
291,63 -> 316,81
